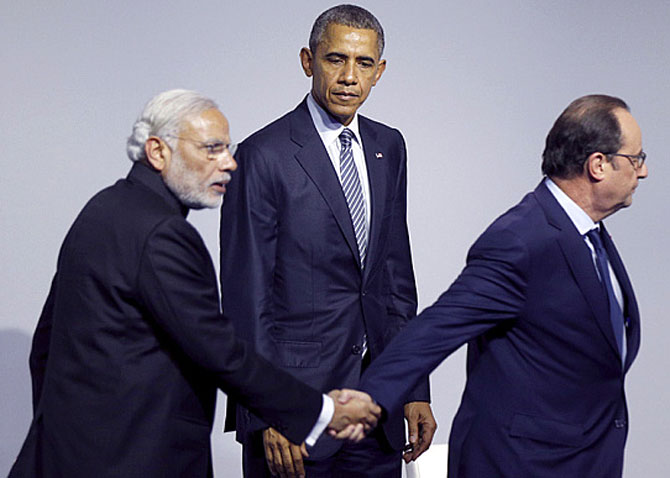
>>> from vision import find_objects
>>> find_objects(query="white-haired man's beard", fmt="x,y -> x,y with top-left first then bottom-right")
163,151 -> 225,209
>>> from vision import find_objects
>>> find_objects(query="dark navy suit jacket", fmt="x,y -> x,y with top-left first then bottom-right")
9,163 -> 322,478
220,99 -> 429,458
361,181 -> 640,477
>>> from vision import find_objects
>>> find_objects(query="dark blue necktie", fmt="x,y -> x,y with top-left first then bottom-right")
586,228 -> 625,362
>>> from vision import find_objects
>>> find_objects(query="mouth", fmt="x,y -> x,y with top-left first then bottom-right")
333,91 -> 359,101
211,173 -> 231,194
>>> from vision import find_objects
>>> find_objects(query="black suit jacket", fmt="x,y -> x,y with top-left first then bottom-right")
361,181 -> 641,477
9,162 -> 322,478
220,99 -> 429,458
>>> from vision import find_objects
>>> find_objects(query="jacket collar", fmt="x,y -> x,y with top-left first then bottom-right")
127,161 -> 189,218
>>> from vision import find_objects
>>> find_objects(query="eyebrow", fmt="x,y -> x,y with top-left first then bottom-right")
325,52 -> 376,63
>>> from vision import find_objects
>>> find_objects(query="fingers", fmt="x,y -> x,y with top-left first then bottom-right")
329,422 -> 367,441
412,418 -> 437,461
328,393 -> 382,439
263,429 -> 278,476
402,402 -> 438,462
262,427 -> 305,478
404,411 -> 419,463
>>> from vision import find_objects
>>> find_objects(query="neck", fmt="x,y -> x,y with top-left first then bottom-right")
550,175 -> 606,223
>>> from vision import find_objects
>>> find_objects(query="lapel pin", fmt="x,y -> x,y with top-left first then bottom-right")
375,152 -> 383,159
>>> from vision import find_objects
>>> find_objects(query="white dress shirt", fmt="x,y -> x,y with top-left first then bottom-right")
306,93 -> 372,233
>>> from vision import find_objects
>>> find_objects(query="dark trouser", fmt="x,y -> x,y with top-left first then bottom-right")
242,427 -> 402,478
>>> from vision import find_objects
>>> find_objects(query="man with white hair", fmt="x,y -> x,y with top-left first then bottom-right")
9,89 -> 381,478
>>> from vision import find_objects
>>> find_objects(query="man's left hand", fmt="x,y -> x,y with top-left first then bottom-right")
403,401 -> 437,463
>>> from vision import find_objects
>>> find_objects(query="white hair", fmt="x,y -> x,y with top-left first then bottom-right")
126,89 -> 218,163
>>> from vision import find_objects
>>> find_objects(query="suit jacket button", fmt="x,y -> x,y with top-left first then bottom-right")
614,419 -> 627,428
351,345 -> 362,355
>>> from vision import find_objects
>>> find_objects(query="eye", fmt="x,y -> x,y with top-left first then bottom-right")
205,142 -> 226,155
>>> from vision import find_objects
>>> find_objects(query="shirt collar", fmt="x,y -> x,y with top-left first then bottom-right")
306,92 -> 361,147
545,177 -> 598,235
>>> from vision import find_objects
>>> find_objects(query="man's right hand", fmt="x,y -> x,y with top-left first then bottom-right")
262,427 -> 307,478
327,389 -> 382,441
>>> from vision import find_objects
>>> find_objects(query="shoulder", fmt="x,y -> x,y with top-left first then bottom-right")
241,107 -> 299,149
359,115 -> 404,143
471,190 -> 550,260
73,177 -> 185,247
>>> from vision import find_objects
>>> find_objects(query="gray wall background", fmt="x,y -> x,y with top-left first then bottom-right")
2,0 -> 668,475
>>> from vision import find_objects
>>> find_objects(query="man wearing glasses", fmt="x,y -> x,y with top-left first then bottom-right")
9,89 -> 381,478
359,94 -> 647,477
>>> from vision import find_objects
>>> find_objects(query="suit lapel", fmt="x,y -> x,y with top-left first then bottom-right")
534,183 -> 621,360
600,223 -> 641,370
289,101 -> 361,268
359,118 -> 388,281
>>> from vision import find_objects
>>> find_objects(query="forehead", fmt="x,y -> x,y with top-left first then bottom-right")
180,108 -> 229,139
613,108 -> 642,151
318,23 -> 380,59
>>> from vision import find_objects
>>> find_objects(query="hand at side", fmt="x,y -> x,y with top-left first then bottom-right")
403,401 -> 437,463
262,427 -> 308,478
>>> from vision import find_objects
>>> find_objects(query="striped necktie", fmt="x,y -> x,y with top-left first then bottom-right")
339,128 -> 368,267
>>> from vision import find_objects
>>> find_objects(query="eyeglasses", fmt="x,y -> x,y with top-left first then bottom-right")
606,152 -> 647,169
164,135 -> 230,160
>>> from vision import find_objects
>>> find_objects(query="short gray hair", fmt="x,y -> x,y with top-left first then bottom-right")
126,89 -> 218,163
309,4 -> 385,58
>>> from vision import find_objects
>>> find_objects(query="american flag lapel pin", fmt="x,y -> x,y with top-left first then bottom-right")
375,152 -> 383,159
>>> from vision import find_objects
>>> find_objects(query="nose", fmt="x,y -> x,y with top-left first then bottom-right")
339,60 -> 357,85
637,162 -> 648,179
217,149 -> 238,172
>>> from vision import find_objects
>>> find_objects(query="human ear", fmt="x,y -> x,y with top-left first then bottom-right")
145,136 -> 170,172
585,152 -> 608,181
300,47 -> 314,77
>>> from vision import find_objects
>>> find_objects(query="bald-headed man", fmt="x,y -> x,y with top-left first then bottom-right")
360,94 -> 647,477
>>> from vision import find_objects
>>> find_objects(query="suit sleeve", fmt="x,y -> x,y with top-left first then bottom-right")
383,132 -> 429,403
137,216 -> 321,444
362,226 -> 529,416
29,275 -> 58,413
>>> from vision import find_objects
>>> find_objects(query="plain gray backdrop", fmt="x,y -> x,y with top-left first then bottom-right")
2,1 -> 668,475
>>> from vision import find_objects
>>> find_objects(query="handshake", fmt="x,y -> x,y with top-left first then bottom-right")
262,389 -> 380,477
326,389 -> 382,441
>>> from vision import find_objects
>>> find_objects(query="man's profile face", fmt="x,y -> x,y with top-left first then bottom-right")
163,108 -> 237,209
301,23 -> 386,126
601,108 -> 648,213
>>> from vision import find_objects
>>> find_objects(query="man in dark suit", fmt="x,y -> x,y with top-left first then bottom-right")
359,94 -> 648,477
9,89 -> 381,478
220,5 -> 436,477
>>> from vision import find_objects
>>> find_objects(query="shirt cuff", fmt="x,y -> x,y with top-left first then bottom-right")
304,394 -> 334,447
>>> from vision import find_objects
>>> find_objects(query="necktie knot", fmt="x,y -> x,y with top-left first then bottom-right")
586,228 -> 604,252
340,128 -> 354,148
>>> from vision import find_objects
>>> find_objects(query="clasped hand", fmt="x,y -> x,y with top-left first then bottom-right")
262,389 -> 380,478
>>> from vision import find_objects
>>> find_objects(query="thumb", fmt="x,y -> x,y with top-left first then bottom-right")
407,417 -> 418,444
337,389 -> 353,404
